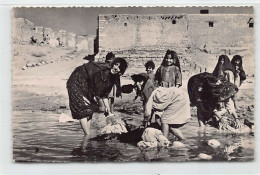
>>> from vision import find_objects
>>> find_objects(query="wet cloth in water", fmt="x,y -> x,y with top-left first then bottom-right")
137,128 -> 170,149
99,118 -> 128,134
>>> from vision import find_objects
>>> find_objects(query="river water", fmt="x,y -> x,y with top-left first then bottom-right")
13,111 -> 254,162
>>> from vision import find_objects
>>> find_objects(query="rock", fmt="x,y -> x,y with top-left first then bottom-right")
59,113 -> 75,123
41,61 -> 46,65
26,63 -> 33,67
22,66 -> 27,70
172,141 -> 186,148
208,139 -> 221,148
198,153 -> 212,160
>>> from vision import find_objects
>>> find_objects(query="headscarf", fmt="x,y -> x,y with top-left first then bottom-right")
212,55 -> 235,79
231,55 -> 246,81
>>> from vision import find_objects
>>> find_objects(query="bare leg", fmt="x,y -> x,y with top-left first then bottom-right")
81,135 -> 91,152
109,97 -> 114,114
198,119 -> 205,128
80,118 -> 91,135
155,114 -> 161,126
162,123 -> 169,138
169,127 -> 185,140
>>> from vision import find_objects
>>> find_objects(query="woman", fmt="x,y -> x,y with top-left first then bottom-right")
211,55 -> 240,120
144,87 -> 191,140
155,50 -> 182,88
96,52 -> 122,115
66,57 -> 128,135
212,55 -> 235,82
231,55 -> 246,109
188,72 -> 241,129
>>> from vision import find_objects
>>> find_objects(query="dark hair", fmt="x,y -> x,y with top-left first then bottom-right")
105,52 -> 115,63
231,55 -> 243,67
162,50 -> 181,70
145,60 -> 155,70
231,55 -> 246,81
111,57 -> 128,75
131,73 -> 148,83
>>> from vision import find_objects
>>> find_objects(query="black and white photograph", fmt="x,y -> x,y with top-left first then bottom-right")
12,6 -> 255,163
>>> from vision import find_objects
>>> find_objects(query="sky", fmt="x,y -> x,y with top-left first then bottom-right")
13,7 -> 254,36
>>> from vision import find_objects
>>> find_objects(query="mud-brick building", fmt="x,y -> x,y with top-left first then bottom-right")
188,14 -> 254,54
97,14 -> 254,70
97,14 -> 189,63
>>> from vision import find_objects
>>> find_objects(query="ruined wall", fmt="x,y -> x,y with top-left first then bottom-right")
13,18 -> 35,44
13,18 -> 95,55
98,14 -> 189,62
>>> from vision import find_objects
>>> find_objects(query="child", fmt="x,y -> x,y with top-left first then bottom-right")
231,55 -> 246,109
155,50 -> 182,88
144,60 -> 156,82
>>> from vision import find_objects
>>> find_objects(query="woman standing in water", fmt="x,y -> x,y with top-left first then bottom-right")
231,55 -> 246,109
66,58 -> 128,135
144,86 -> 191,140
155,50 -> 182,88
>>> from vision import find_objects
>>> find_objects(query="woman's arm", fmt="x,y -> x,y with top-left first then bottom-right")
102,98 -> 115,116
143,93 -> 154,127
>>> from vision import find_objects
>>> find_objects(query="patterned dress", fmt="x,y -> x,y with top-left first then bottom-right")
66,61 -> 116,120
155,65 -> 182,87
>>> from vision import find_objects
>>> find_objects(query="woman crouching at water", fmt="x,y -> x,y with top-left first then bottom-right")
66,58 -> 128,135
144,88 -> 191,140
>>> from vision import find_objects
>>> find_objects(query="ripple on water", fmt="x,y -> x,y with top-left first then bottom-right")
13,111 -> 254,162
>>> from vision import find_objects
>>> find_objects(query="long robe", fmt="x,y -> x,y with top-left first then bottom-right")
66,61 -> 117,120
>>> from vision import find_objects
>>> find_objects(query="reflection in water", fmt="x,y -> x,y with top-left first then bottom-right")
13,111 -> 254,162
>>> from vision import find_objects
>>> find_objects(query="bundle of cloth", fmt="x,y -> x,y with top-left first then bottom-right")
137,128 -> 170,150
99,118 -> 128,135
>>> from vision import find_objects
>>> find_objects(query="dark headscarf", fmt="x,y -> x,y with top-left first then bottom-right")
212,55 -> 235,79
231,55 -> 246,81
161,50 -> 181,71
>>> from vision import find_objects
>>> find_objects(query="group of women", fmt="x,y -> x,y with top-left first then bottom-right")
66,49 -> 246,141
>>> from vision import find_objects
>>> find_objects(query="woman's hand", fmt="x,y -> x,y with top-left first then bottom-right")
234,118 -> 243,129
